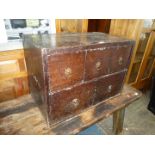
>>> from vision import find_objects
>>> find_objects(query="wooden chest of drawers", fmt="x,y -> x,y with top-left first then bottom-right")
23,32 -> 135,125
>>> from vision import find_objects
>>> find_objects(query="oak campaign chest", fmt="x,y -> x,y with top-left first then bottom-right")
23,32 -> 135,125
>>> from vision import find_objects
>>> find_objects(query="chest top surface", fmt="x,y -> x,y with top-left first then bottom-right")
23,32 -> 134,53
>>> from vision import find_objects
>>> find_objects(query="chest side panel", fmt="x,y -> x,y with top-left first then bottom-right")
24,47 -> 45,103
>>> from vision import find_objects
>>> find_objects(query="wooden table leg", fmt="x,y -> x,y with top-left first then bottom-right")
113,108 -> 125,134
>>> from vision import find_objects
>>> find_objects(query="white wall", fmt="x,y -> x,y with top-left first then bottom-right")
0,19 -> 7,43
49,19 -> 56,33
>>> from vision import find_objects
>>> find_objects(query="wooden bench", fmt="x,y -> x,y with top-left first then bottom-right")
0,85 -> 141,135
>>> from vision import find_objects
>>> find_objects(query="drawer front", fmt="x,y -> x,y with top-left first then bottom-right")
49,82 -> 95,121
110,45 -> 132,73
49,71 -> 125,122
85,49 -> 111,80
85,45 -> 132,81
94,71 -> 125,104
48,52 -> 85,91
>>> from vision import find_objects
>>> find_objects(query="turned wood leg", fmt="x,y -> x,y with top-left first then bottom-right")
113,108 -> 125,135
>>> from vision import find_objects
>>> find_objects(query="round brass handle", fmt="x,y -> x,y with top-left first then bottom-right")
70,98 -> 80,108
108,85 -> 112,93
64,98 -> 80,113
96,61 -> 101,70
64,67 -> 72,78
118,57 -> 123,65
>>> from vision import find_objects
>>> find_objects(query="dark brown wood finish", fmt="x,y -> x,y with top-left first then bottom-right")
24,47 -> 45,103
110,45 -> 132,73
49,81 -> 95,121
48,51 -> 85,91
88,19 -> 111,33
95,71 -> 126,103
110,45 -> 133,73
48,71 -> 126,122
85,48 -> 111,80
23,33 -> 135,126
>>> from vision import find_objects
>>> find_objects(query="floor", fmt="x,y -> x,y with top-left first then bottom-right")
79,90 -> 155,135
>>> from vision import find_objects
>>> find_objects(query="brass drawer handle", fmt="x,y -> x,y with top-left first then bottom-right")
118,57 -> 123,65
65,67 -> 72,78
96,61 -> 101,70
70,98 -> 80,108
64,98 -> 80,113
108,85 -> 112,93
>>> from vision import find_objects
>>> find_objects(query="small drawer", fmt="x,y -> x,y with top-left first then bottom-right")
49,82 -> 95,121
94,71 -> 125,104
110,45 -> 132,73
85,48 -> 111,80
48,51 -> 85,91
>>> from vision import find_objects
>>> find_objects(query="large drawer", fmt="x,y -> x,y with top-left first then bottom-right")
48,71 -> 126,122
49,81 -> 95,121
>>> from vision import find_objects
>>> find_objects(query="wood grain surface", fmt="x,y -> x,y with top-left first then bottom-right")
0,49 -> 29,102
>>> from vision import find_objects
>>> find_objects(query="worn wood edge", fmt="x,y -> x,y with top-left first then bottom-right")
50,85 -> 142,135
0,94 -> 35,117
52,94 -> 141,135
52,94 -> 138,135
0,106 -> 53,135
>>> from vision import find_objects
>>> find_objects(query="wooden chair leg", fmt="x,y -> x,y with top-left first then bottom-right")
113,108 -> 125,135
